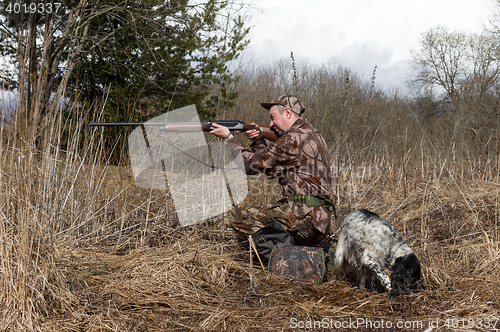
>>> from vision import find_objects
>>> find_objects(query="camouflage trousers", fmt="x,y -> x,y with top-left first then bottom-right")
231,199 -> 326,246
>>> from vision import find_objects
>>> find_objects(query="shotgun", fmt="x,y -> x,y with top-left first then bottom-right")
89,120 -> 278,142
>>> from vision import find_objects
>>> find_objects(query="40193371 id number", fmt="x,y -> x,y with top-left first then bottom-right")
443,317 -> 499,329
5,2 -> 62,14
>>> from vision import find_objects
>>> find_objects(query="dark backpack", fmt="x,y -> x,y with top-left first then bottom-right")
251,218 -> 335,284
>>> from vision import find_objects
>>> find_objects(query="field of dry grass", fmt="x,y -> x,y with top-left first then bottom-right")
2,60 -> 500,331
2,112 -> 500,331
45,180 -> 500,331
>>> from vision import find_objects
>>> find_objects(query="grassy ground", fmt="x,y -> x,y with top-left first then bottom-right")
2,113 -> 500,331
41,171 -> 500,331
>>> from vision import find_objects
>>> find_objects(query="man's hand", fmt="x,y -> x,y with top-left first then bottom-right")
245,122 -> 261,141
209,122 -> 232,139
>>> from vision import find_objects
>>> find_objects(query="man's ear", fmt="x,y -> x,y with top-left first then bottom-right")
285,107 -> 293,119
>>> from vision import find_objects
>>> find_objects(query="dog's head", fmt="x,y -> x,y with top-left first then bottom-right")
390,253 -> 425,296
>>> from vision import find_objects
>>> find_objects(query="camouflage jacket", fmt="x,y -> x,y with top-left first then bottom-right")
229,117 -> 332,234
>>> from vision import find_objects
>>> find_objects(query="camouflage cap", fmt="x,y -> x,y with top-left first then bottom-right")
261,95 -> 305,115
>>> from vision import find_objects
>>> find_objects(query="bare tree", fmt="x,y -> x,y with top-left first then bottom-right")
409,26 -> 500,109
409,26 -> 469,106
461,32 -> 500,99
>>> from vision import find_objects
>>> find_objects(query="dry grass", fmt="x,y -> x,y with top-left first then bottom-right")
31,176 -> 500,332
2,111 -> 500,331
27,165 -> 500,331
2,61 -> 500,331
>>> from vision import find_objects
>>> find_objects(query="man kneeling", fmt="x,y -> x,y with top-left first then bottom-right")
210,95 -> 332,248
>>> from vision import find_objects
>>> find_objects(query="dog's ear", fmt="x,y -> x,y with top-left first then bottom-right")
391,258 -> 407,279
390,264 -> 408,296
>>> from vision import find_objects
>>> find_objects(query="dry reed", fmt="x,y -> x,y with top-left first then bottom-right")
1,60 -> 500,331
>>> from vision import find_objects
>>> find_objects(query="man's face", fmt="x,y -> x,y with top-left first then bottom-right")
269,105 -> 287,137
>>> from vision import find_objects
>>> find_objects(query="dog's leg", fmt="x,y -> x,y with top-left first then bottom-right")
334,233 -> 347,275
365,261 -> 392,292
357,269 -> 368,289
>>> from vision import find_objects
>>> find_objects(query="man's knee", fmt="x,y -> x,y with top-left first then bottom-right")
230,217 -> 267,237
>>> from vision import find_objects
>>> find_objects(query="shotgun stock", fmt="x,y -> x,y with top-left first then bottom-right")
89,120 -> 278,142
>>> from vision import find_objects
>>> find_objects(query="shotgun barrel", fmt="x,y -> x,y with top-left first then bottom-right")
89,120 -> 278,142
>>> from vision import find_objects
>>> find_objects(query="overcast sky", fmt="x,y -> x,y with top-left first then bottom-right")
240,0 -> 494,93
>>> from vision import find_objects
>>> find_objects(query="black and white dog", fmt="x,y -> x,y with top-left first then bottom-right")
334,209 -> 425,295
